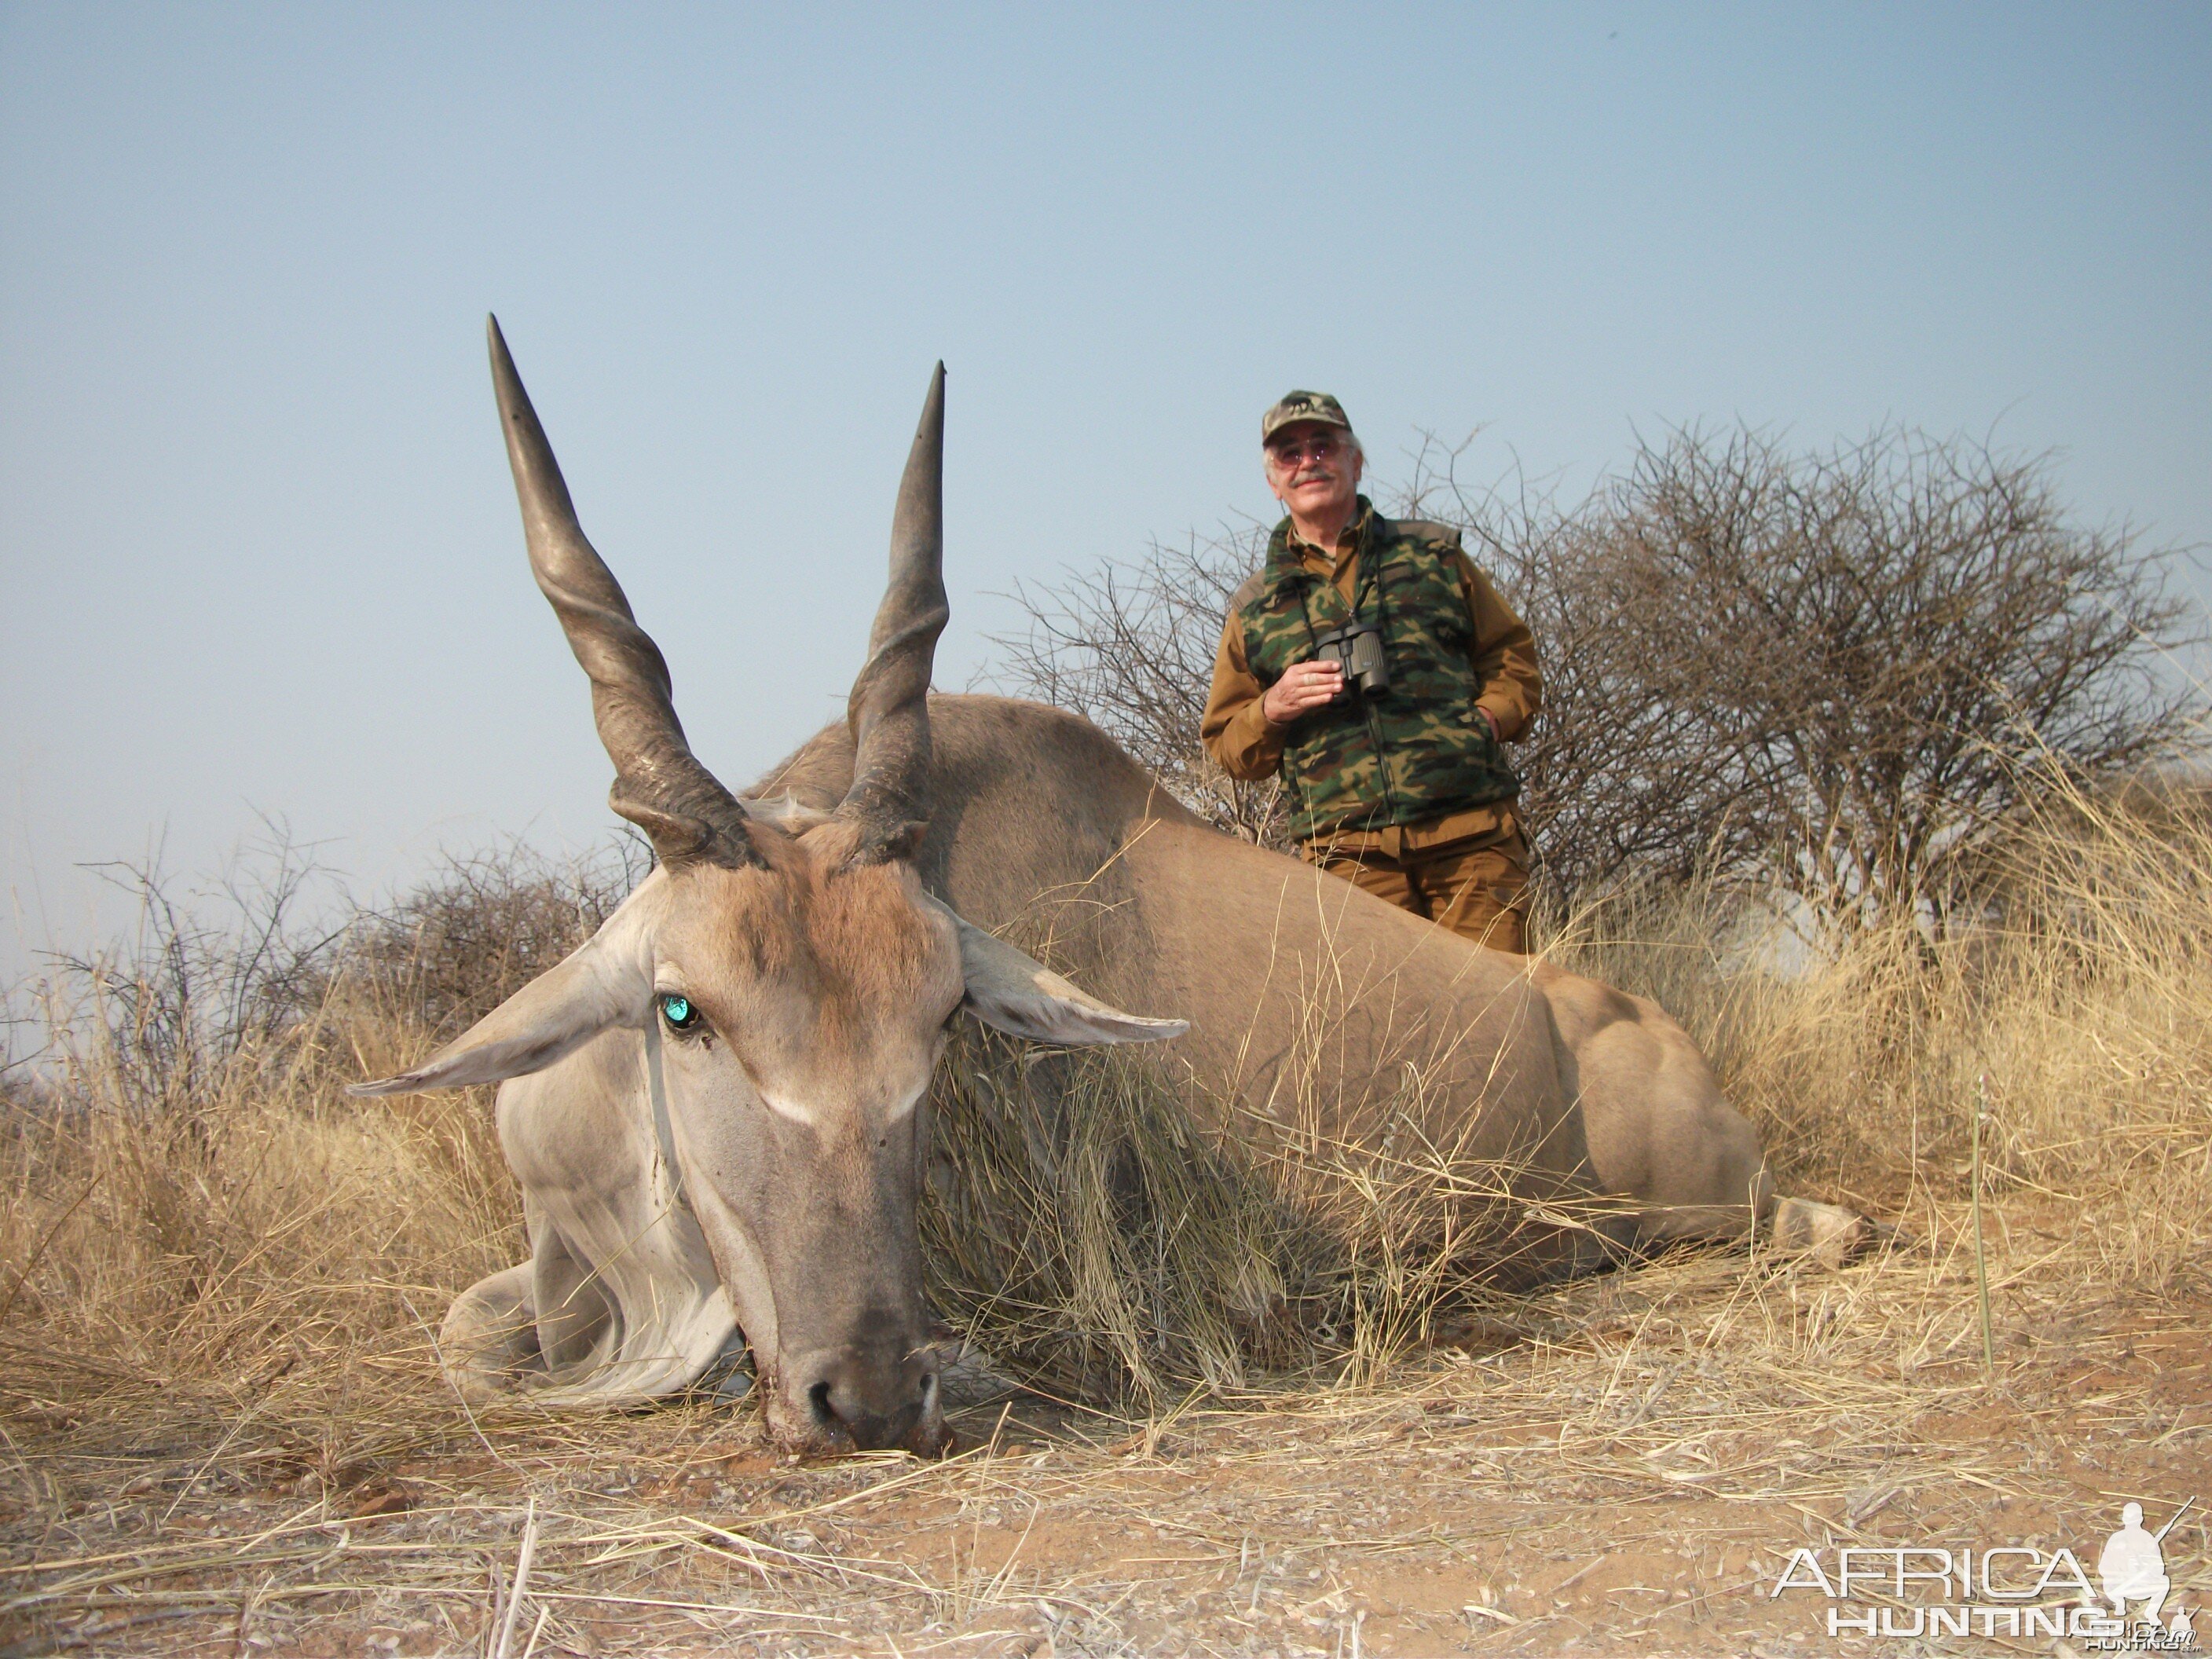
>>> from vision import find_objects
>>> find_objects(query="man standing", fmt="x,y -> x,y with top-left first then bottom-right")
1201,391 -> 1541,952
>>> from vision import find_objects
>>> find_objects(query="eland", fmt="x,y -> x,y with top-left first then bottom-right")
356,321 -> 1863,1457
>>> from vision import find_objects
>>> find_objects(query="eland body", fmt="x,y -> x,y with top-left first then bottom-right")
359,324 -> 1859,1456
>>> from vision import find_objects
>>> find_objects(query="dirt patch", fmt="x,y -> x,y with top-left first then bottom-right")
5,1237 -> 2206,1656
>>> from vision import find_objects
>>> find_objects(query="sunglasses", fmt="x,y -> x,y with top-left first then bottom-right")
1268,434 -> 1346,467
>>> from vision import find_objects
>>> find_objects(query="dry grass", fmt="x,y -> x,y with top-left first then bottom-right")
1541,760 -> 2212,1295
921,1029 -> 1573,1409
2,775 -> 2208,1654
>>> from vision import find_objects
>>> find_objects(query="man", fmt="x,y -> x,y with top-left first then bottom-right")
1201,390 -> 1541,952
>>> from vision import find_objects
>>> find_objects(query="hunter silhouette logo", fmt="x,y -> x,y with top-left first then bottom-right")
1769,1496 -> 2199,1647
2102,1500 -> 2195,1635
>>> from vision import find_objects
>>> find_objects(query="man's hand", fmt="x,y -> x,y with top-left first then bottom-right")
1262,658 -> 1346,725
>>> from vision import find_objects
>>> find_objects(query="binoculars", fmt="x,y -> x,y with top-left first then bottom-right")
1310,624 -> 1392,700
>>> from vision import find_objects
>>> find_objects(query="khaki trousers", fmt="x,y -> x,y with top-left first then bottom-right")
1306,830 -> 1533,954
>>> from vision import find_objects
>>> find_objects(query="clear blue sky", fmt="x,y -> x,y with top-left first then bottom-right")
4,4 -> 2207,978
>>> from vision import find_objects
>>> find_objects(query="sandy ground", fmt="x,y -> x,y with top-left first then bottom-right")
4,1241 -> 2207,1658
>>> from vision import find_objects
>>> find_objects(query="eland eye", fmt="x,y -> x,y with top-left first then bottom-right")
658,993 -> 702,1035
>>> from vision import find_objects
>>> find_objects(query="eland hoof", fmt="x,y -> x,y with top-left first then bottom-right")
1771,1196 -> 1873,1269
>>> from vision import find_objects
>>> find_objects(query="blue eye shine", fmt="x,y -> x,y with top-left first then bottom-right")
658,994 -> 700,1031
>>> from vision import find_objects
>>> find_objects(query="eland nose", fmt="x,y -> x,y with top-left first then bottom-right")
797,1353 -> 936,1452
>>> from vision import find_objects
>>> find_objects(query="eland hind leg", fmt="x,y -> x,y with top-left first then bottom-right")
1538,965 -> 1873,1264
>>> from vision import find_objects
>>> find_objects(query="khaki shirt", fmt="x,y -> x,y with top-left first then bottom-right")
1199,511 -> 1541,857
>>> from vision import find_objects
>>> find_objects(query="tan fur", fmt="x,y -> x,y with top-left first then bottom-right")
657,829 -> 962,1074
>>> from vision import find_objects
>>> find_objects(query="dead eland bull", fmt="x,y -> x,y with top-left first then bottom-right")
357,320 -> 1864,1457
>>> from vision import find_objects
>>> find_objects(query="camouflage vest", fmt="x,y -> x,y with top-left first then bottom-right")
1234,504 -> 1521,842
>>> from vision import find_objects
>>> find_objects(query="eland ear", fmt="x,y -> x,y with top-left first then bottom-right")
930,900 -> 1188,1048
350,884 -> 659,1096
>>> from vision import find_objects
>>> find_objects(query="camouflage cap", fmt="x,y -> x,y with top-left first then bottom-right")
1262,390 -> 1353,445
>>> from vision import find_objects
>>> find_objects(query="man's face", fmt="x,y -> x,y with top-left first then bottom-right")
1265,421 -> 1362,523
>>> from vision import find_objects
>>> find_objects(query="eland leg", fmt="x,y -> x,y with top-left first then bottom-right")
1542,969 -> 1876,1263
1767,1195 -> 1875,1268
437,1218 -> 624,1400
438,1263 -> 542,1399
527,1216 -> 621,1379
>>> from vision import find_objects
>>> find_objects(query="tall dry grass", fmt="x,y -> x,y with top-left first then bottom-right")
920,1028 -> 1552,1407
2,767 -> 2206,1475
0,845 -> 632,1482
1544,760 -> 2212,1297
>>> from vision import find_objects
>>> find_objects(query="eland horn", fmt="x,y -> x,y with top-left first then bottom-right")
837,363 -> 949,862
486,315 -> 757,868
